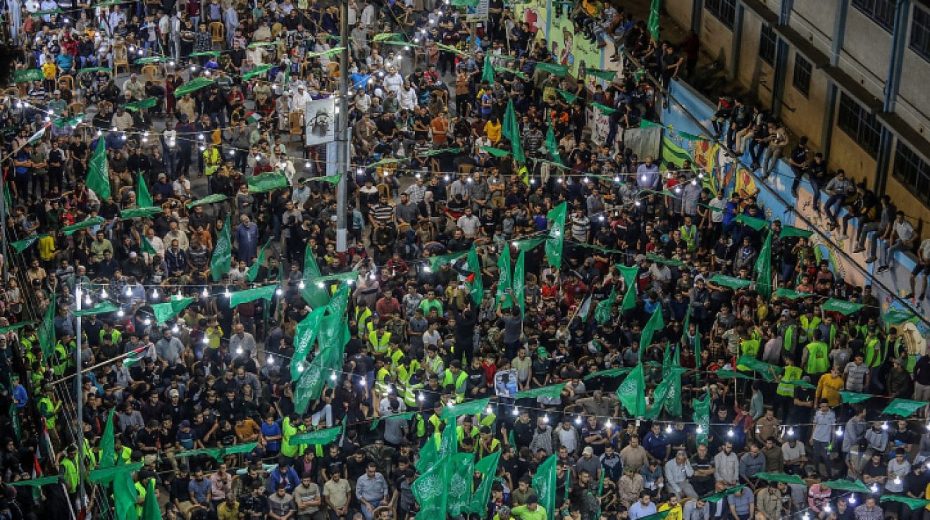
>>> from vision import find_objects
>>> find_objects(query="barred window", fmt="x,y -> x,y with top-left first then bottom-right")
836,93 -> 882,158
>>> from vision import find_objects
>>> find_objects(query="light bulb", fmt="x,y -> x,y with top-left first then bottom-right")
305,161 -> 311,169
824,504 -> 832,513
634,200 -> 642,207
802,514 -> 810,520
512,407 -> 520,416
575,416 -> 582,425
557,177 -> 563,184
665,424 -> 673,434
881,422 -> 889,430
787,427 -> 795,437
171,325 -> 179,334
530,178 -> 536,185
543,415 -> 550,424
613,175 -> 621,182
169,60 -> 175,67
423,266 -> 432,273
485,405 -> 493,415
143,318 -> 152,326
84,294 -> 92,306
599,215 -> 605,222
835,427 -> 843,437
674,186 -> 682,194
298,280 -> 306,289
236,346 -> 244,355
199,145 -> 206,152
202,336 -> 209,344
266,354 -> 274,365
359,379 -> 366,386
316,282 -> 325,288
190,65 -> 197,72
275,288 -> 283,296
151,288 -> 158,299
605,419 -> 613,428
726,428 -> 734,438
417,392 -> 425,402
691,179 -> 698,186
202,287 -> 209,298
444,174 -> 450,182
641,175 -> 647,182
117,309 -> 125,317
121,134 -> 127,141
848,495 -> 856,504
298,363 -> 306,373
583,176 -> 589,183
696,426 -> 703,434
229,149 -> 235,156
224,288 -> 231,298
894,476 -> 902,485
870,484 -> 878,493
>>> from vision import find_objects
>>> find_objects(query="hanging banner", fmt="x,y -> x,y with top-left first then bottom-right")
545,13 -> 601,77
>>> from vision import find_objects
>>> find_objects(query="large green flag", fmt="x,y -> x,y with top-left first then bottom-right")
413,455 -> 451,520
617,364 -> 646,417
513,250 -> 526,319
300,244 -> 331,307
246,239 -> 273,282
135,171 -> 153,207
502,100 -> 525,163
441,398 -> 491,420
693,392 -> 711,445
466,245 -> 483,306
546,122 -> 562,164
142,478 -> 160,520
640,306 -> 665,354
448,452 -> 476,516
595,287 -> 617,325
152,297 -> 195,325
229,284 -> 277,307
648,0 -> 661,40
113,470 -> 140,520
38,295 -> 57,359
416,436 -> 440,473
100,409 -> 116,468
210,216 -> 232,281
532,455 -> 558,517
292,425 -> 344,446
496,244 -> 513,309
514,383 -> 566,400
87,138 -> 111,201
247,172 -> 289,193
290,307 -> 327,381
754,230 -> 773,298
467,451 -> 502,514
481,54 -> 495,84
545,202 -> 567,269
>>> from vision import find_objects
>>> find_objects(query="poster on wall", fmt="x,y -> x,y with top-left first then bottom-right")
622,127 -> 661,160
305,97 -> 336,147
513,0 -> 545,39
545,14 -> 601,78
465,0 -> 489,22
587,107 -> 611,146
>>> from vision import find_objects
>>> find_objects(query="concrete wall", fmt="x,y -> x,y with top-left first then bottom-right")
699,4 -> 735,67
886,172 -> 930,237
780,49 -> 829,150
789,0 -> 838,58
827,120 -> 879,187
839,7 -> 891,100
898,48 -> 930,139
665,0 -> 694,33
735,11 -> 776,107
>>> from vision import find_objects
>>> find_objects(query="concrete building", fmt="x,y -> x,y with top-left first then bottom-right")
665,0 -> 930,238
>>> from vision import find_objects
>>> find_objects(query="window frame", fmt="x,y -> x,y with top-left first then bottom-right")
893,141 -> 930,206
910,4 -> 930,62
851,0 -> 896,32
836,93 -> 882,158
792,54 -> 812,97
705,0 -> 737,30
759,24 -> 777,65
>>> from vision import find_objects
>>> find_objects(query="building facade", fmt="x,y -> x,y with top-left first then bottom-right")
665,0 -> 930,238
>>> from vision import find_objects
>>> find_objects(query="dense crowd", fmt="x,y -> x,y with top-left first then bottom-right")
0,0 -> 927,519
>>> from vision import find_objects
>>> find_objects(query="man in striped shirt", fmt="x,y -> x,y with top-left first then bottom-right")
368,195 -> 395,228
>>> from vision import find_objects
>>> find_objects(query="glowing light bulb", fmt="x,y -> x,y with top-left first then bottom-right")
557,177 -> 563,184
305,161 -> 311,169
169,61 -> 175,67
298,280 -> 306,289
726,428 -> 734,438
125,286 -> 133,296
787,427 -> 795,437
485,405 -> 493,415
202,287 -> 209,298
894,476 -> 902,485
316,282 -> 325,288
599,215 -> 605,222
542,415 -> 550,424
202,336 -> 209,344
835,427 -> 843,437
190,65 -> 197,72
171,324 -> 179,334
266,354 -> 275,365
613,175 -> 621,182
605,419 -> 613,428
151,288 -> 159,299
848,495 -> 857,504
298,363 -> 306,373
444,174 -> 450,181
84,294 -> 92,306
870,484 -> 878,493
143,318 -> 152,326
275,288 -> 283,296
634,200 -> 642,207
236,346 -> 244,355
583,176 -> 589,183
881,422 -> 889,430
418,392 -> 425,402
575,416 -> 582,425
512,407 -> 520,416
802,514 -> 810,520
641,175 -> 647,182
665,424 -> 673,434
696,425 -> 703,434
117,309 -> 125,317
674,186 -> 682,194
423,265 -> 432,273
224,287 -> 231,298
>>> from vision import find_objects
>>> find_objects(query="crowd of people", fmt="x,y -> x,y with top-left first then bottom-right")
0,0 -> 927,519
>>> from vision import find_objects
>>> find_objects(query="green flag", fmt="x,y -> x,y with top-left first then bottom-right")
38,295 -> 57,359
595,287 -> 617,325
62,216 -> 105,235
229,284 -> 277,307
241,63 -> 274,80
821,298 -> 865,316
532,455 -> 558,517
755,472 -> 806,485
447,452 -> 476,516
535,62 -> 568,76
290,307 -> 327,381
545,122 -> 561,164
584,367 -> 632,380
186,194 -> 228,208
441,398 -> 491,420
135,172 -> 153,208
735,214 -> 768,231
514,383 -> 565,400
780,225 -> 813,239
247,239 -> 273,282
702,485 -> 745,503
142,478 -> 160,520
90,461 -> 144,484
10,235 -> 41,253
648,0 -> 661,41
73,301 -> 120,317
495,243 -> 513,309
708,274 -> 753,290
585,67 -> 617,82
247,172 -> 289,193
881,496 -> 930,510
502,100 -> 525,163
466,245 -> 483,306
300,245 -> 332,308
480,146 -> 511,158
773,288 -> 814,300
467,451 -> 502,514
123,97 -> 158,112
617,364 -> 646,417
640,306 -> 665,352
0,321 -> 35,335
557,89 -> 578,103
883,398 -> 926,417
736,355 -> 782,381
151,297 -> 195,325
413,455 -> 450,520
481,54 -> 495,84
693,392 -> 711,445
99,409 -> 116,468
120,207 -> 162,219
820,479 -> 871,493
513,250 -> 526,319
754,230 -> 773,298
87,138 -> 111,201
545,202 -> 567,269
591,102 -> 617,115
113,471 -> 140,520
839,391 -> 872,404
292,425 -> 344,446
210,216 -> 232,281
174,76 -> 215,97
416,437 -> 440,473
8,476 -> 59,487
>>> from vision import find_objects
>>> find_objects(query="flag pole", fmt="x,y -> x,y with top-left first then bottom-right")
335,0 -> 350,253
74,282 -> 86,514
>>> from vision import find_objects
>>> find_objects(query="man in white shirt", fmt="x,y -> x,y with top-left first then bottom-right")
879,211 -> 916,272
909,237 -> 930,300
636,156 -> 660,189
456,208 -> 480,239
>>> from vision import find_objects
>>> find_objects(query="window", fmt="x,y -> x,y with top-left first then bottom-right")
836,93 -> 882,158
911,5 -> 930,62
759,24 -> 777,65
893,142 -> 930,205
851,0 -> 895,31
792,54 -> 812,96
705,0 -> 737,29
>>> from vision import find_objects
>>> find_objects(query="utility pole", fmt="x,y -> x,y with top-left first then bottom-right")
335,0 -> 350,253
73,283 -> 85,514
